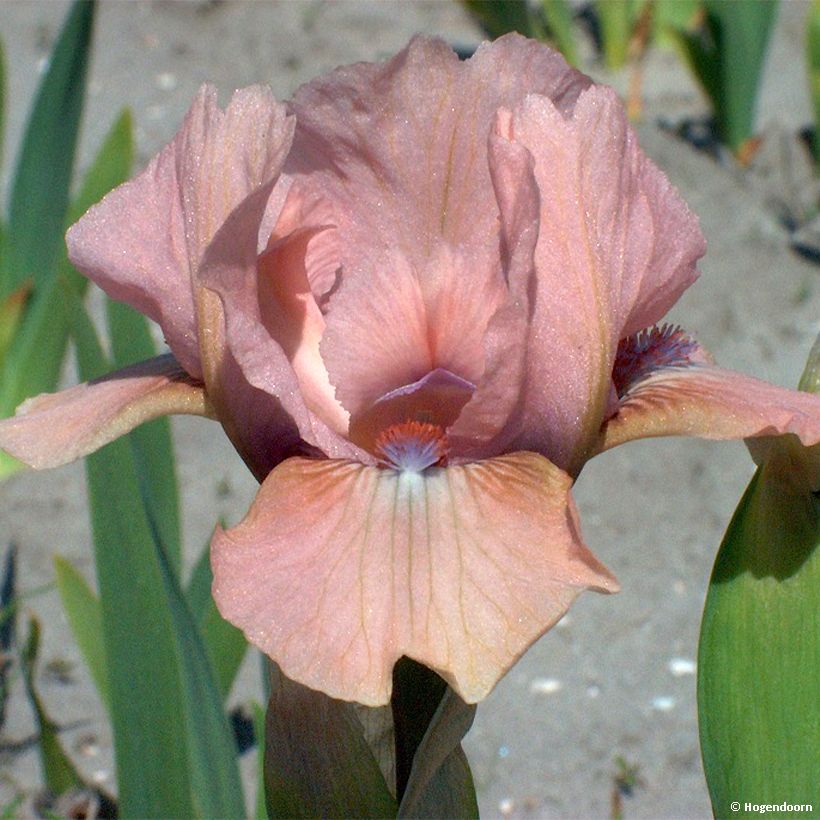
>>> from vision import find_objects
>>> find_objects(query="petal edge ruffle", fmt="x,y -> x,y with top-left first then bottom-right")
211,452 -> 617,706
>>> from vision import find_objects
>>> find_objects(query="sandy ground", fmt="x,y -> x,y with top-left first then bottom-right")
1,2 -> 818,818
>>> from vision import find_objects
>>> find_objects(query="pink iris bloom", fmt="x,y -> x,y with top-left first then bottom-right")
3,35 -> 820,707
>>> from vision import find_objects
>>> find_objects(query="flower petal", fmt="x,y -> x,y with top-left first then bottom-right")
599,364 -> 820,453
66,85 -> 294,376
503,87 -> 705,473
286,34 -> 590,278
201,208 -> 362,466
321,244 -> 507,431
0,355 -> 209,469
211,452 -> 617,706
446,119 -> 540,458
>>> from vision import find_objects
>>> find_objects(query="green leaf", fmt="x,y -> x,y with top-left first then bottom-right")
53,556 -> 109,713
106,297 -> 181,577
698,340 -> 820,815
0,52 -> 134,486
252,702 -> 267,820
462,0 -> 532,38
264,660 -> 398,819
705,0 -> 778,153
808,0 -> 820,162
394,661 -> 478,819
595,0 -> 637,69
68,108 -> 133,227
671,0 -> 778,153
186,540 -> 215,622
0,275 -> 72,423
186,541 -> 248,700
652,0 -> 701,48
71,301 -> 245,818
541,0 -> 579,67
20,618 -> 85,795
0,282 -> 31,375
5,0 -> 95,296
0,40 -> 6,172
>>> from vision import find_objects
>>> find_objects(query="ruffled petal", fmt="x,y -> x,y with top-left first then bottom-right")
286,34 -> 590,279
66,85 -> 294,377
211,452 -> 617,706
0,355 -> 209,469
502,87 -> 705,473
599,364 -> 820,453
201,209 -> 363,465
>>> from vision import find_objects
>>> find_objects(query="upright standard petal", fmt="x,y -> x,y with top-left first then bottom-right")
504,88 -> 705,474
200,198 -> 363,468
285,34 -> 590,286
211,452 -> 617,706
0,355 -> 210,470
66,85 -> 294,377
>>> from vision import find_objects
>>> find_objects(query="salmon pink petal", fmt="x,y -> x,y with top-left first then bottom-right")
321,244 -> 507,430
0,355 -> 209,469
446,122 -> 541,459
503,87 -> 705,473
201,212 -> 363,464
286,34 -> 590,279
600,365 -> 820,453
211,452 -> 617,706
66,85 -> 293,377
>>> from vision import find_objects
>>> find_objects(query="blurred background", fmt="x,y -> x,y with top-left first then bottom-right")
1,2 -> 818,817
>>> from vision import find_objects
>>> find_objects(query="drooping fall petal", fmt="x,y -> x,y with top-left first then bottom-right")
211,452 -> 617,706
0,355 -> 210,469
600,364 -> 820,452
502,87 -> 705,473
66,85 -> 294,377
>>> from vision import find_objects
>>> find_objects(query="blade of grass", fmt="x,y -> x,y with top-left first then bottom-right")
0,40 -> 6,172
21,618 -> 84,795
6,0 -> 95,295
704,0 -> 778,153
462,0 -> 532,38
106,296 -> 181,577
71,298 -> 244,818
252,702 -> 267,820
808,0 -> 820,163
541,0 -> 579,66
186,541 -> 248,700
53,556 -> 109,712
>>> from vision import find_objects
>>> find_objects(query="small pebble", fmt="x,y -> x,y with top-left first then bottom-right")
499,798 -> 514,816
667,657 -> 696,677
529,677 -> 562,695
586,684 -> 601,699
651,695 -> 676,712
156,72 -> 178,91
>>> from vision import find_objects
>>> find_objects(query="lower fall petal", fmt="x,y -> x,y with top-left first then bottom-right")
599,363 -> 820,453
0,354 -> 210,469
211,452 -> 617,706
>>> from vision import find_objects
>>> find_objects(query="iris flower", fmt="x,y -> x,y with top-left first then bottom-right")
3,35 -> 820,706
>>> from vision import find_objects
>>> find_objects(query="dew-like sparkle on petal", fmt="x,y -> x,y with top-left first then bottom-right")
374,420 -> 448,473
